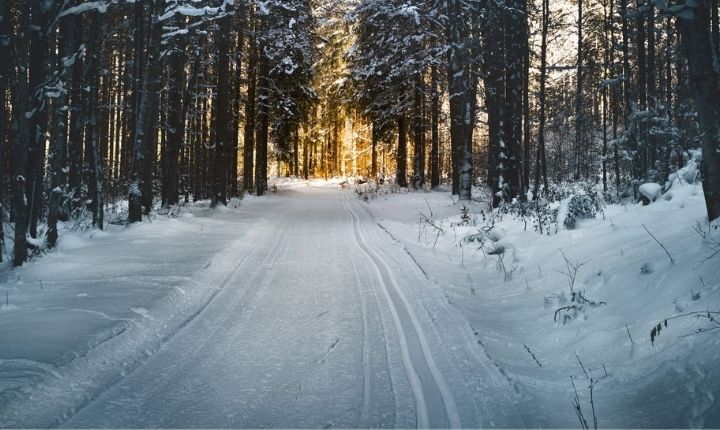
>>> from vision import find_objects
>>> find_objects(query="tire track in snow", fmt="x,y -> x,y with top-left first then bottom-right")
342,195 -> 462,429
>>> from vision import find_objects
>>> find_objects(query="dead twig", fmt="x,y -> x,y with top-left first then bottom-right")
523,344 -> 542,367
625,323 -> 635,344
642,224 -> 674,265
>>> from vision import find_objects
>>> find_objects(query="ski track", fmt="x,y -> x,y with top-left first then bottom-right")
2,187 -> 525,428
42,206 -> 295,429
348,256 -> 372,427
342,194 -> 462,429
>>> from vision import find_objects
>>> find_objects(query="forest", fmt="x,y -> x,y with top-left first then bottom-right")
1,0 -> 720,268
2,1 -> 720,428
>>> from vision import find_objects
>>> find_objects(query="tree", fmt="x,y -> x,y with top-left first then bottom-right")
671,0 -> 720,222
0,0 -> 10,261
129,0 -> 163,223
10,0 -> 31,265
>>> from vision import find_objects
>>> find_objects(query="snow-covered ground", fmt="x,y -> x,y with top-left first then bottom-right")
0,176 -> 718,428
363,179 -> 720,428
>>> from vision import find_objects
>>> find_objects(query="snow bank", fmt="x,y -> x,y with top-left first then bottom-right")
639,182 -> 662,203
0,199 -> 271,427
361,175 -> 720,427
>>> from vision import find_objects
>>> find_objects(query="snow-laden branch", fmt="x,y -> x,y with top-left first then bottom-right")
57,1 -> 109,19
158,2 -> 234,23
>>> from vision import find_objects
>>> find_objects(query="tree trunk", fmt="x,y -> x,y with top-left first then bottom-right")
84,15 -> 105,229
647,2 -> 657,174
575,0 -> 584,180
483,2 -> 507,206
396,114 -> 407,188
676,0 -> 720,221
255,52 -> 270,196
293,124 -> 299,177
129,0 -> 162,222
636,0 -> 647,176
211,15 -> 232,207
162,22 -> 186,208
413,73 -> 424,189
371,121 -> 378,178
243,18 -> 257,193
446,0 -> 465,196
503,0 -> 526,201
430,65 -> 440,189
67,18 -> 84,208
10,1 -> 31,265
141,13 -> 162,215
534,0 -> 550,199
0,0 -> 12,260
712,0 -> 719,59
521,0 -> 531,199
26,0 -> 50,240
48,14 -> 77,246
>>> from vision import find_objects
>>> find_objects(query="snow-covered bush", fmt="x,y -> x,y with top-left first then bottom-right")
560,187 -> 605,230
484,183 -> 605,235
638,183 -> 662,205
353,178 -> 408,201
486,196 -> 558,235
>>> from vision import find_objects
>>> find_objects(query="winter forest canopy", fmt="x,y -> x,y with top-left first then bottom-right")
1,0 -> 720,269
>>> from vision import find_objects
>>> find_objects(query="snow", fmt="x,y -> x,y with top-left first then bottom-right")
0,176 -> 718,428
360,179 -> 720,427
159,5 -> 220,22
57,1 -> 108,19
639,182 -> 662,202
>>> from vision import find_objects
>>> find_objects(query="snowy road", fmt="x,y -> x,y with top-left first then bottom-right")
57,187 -> 520,428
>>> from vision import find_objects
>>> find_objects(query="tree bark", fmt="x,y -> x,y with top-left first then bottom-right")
48,12 -> 75,246
26,0 -> 50,239
10,1 -> 31,265
162,21 -> 186,208
243,17 -> 257,193
371,121 -> 378,178
0,0 -> 9,261
430,65 -> 440,189
676,0 -> 720,221
211,14 -> 232,207
255,50 -> 270,196
413,73 -> 424,189
396,114 -> 408,188
534,0 -> 550,199
575,0 -> 584,180
129,0 -> 162,222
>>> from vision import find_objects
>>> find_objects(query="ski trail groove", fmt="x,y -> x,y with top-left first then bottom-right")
55,209 -> 298,428
349,256 -> 372,427
342,195 -> 462,429
368,206 -> 518,396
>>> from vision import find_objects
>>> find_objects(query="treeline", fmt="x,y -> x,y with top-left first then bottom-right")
2,0 -> 720,268
346,0 -> 720,220
0,0 -> 316,266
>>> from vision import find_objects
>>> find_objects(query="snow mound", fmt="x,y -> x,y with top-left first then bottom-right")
639,183 -> 662,204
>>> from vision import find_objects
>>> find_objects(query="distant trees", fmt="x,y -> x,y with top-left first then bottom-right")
349,0 -> 446,190
254,0 -> 315,195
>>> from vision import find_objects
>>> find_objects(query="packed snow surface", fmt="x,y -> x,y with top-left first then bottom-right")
0,177 -> 718,428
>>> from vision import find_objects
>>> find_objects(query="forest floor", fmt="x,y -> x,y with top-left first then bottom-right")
0,177 -> 719,428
